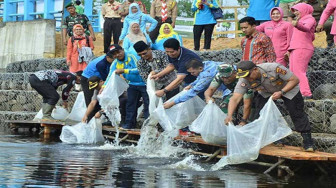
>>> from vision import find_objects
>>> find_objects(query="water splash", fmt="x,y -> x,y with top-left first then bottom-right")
163,155 -> 206,171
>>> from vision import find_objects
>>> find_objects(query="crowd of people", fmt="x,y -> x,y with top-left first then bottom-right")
29,0 -> 336,153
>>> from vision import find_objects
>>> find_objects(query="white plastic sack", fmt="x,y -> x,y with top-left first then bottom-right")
190,100 -> 227,145
97,72 -> 128,126
66,92 -> 87,121
33,106 -> 69,121
212,98 -> 292,170
60,118 -> 105,144
151,91 -> 206,131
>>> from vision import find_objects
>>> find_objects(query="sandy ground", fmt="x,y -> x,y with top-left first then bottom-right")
55,32 -> 329,58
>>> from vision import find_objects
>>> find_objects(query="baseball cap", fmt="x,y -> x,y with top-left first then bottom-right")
217,64 -> 235,78
236,61 -> 256,78
107,44 -> 122,55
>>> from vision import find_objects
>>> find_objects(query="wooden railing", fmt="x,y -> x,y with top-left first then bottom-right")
213,5 -> 248,39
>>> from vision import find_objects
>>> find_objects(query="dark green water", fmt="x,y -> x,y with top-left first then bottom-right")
0,130 -> 335,187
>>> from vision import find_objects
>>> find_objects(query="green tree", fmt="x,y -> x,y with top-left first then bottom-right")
178,0 -> 194,17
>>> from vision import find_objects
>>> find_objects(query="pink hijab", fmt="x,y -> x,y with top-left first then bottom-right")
291,3 -> 314,19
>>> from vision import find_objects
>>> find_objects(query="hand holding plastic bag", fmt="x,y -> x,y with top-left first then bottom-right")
66,92 -> 87,122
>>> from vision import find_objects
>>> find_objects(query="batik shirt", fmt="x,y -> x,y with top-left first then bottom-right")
62,14 -> 91,36
137,50 -> 176,89
33,70 -> 76,101
241,31 -> 276,64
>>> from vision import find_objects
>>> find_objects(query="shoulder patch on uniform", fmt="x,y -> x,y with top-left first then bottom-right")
276,67 -> 287,75
251,82 -> 258,87
269,76 -> 275,81
262,73 -> 267,78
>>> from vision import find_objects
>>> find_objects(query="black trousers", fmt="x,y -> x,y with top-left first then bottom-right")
149,17 -> 172,43
252,92 -> 311,133
103,18 -> 122,53
193,23 -> 216,51
29,75 -> 59,105
80,76 -> 101,121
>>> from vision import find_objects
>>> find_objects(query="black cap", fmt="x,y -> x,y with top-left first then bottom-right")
133,41 -> 149,53
236,61 -> 256,78
108,44 -> 123,54
65,2 -> 75,8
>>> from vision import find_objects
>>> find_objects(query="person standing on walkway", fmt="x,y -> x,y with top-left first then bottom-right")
256,7 -> 293,67
191,0 -> 218,51
102,0 -> 123,53
240,16 -> 276,64
289,3 -> 315,99
315,0 -> 336,47
62,2 -> 96,45
149,0 -> 178,42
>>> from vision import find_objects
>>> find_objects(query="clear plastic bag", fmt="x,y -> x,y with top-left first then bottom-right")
190,100 -> 227,145
211,98 -> 292,170
60,118 -> 105,144
66,91 -> 87,122
151,91 -> 206,131
33,106 -> 69,121
97,72 -> 129,126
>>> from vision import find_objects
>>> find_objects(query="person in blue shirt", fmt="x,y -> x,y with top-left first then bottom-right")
204,64 -> 253,125
103,44 -> 149,129
247,0 -> 279,24
119,3 -> 158,42
152,38 -> 201,98
191,0 -> 218,51
152,23 -> 183,51
163,59 -> 219,109
80,50 -> 115,121
123,21 -> 152,58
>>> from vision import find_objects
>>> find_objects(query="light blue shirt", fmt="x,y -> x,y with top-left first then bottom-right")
174,61 -> 220,104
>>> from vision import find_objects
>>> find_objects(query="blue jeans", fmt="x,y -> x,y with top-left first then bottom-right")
123,85 -> 149,129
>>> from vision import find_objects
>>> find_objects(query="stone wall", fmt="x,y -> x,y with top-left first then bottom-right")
0,19 -> 56,69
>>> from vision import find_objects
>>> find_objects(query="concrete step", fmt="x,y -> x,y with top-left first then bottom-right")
0,111 -> 37,128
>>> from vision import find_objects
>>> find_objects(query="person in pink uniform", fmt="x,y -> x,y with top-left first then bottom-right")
316,0 -> 336,46
257,7 -> 294,67
288,3 -> 315,99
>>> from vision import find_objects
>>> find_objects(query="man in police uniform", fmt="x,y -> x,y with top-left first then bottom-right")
149,0 -> 178,42
224,61 -> 314,152
62,2 -> 96,45
204,64 -> 253,125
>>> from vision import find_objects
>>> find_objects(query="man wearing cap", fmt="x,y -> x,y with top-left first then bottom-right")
239,16 -> 276,64
133,41 -> 178,100
151,38 -> 201,98
82,76 -> 105,123
29,70 -> 82,122
102,0 -> 123,53
103,44 -> 149,130
204,64 -> 253,125
62,2 -> 96,45
224,61 -> 314,152
81,49 -> 116,121
163,58 -> 220,109
149,0 -> 178,42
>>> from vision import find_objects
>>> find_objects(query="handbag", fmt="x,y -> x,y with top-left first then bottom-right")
211,7 -> 223,20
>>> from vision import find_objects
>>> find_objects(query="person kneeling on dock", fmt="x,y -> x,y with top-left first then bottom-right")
224,61 -> 314,152
82,76 -> 105,123
204,64 -> 253,125
29,70 -> 82,122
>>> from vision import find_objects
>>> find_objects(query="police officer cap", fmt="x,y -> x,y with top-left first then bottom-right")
65,2 -> 75,8
217,64 -> 235,78
236,61 -> 256,78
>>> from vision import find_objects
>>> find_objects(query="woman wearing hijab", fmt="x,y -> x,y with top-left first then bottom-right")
289,3 -> 316,99
123,22 -> 152,56
66,24 -> 94,73
256,7 -> 294,67
119,3 -> 157,42
152,23 -> 183,51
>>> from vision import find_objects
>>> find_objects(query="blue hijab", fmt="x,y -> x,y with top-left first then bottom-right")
127,3 -> 143,20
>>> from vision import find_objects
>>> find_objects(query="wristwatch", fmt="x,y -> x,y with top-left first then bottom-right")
163,88 -> 169,93
281,89 -> 286,95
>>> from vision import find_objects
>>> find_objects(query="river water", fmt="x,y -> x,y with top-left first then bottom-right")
1,130 -> 335,187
